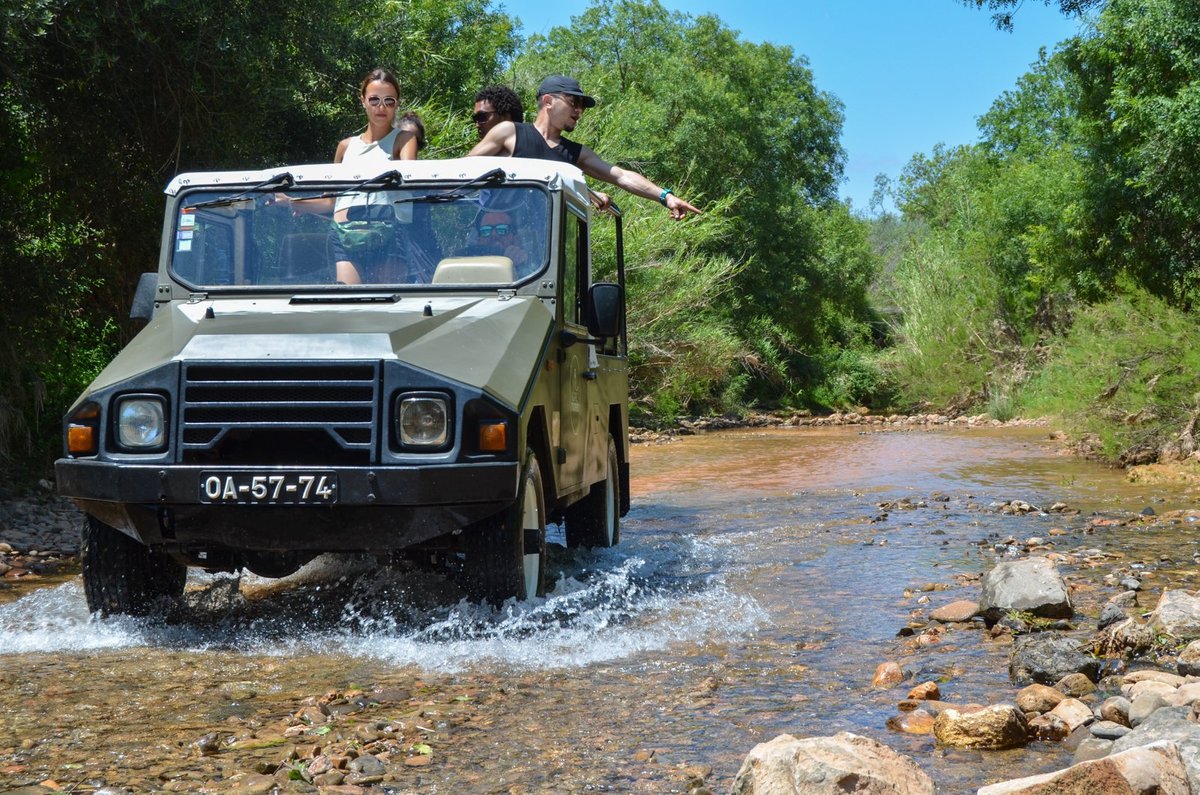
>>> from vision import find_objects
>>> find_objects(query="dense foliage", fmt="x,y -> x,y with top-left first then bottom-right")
0,0 -> 881,480
884,0 -> 1200,461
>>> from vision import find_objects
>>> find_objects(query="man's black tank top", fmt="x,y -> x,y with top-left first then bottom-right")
512,122 -> 583,165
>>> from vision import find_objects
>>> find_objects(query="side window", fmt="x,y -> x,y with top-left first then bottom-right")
562,209 -> 588,326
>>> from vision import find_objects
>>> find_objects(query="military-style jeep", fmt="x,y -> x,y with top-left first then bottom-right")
55,157 -> 630,613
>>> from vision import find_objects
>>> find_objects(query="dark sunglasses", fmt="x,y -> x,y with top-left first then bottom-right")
472,110 -> 497,124
478,224 -> 510,237
365,96 -> 398,108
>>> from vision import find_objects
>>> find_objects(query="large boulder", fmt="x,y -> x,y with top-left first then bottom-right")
1009,635 -> 1100,685
976,740 -> 1190,794
979,557 -> 1072,622
1111,706 -> 1200,792
1150,590 -> 1200,639
729,732 -> 935,794
932,704 -> 1028,750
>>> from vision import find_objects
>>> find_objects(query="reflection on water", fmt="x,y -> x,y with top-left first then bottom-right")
2,426 -> 1197,792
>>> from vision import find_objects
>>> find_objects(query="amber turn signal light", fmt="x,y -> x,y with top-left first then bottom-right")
478,421 -> 507,452
68,424 -> 96,455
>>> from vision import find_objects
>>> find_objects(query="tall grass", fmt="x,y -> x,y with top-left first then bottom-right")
878,232 -> 1012,410
1018,286 -> 1200,462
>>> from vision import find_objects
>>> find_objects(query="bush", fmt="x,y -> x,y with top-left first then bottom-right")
1018,285 -> 1200,462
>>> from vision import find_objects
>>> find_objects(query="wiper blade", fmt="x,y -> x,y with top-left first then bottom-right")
186,172 -> 296,210
304,169 -> 406,201
394,167 -> 507,205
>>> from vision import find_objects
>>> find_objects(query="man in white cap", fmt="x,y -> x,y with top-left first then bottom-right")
468,75 -> 700,220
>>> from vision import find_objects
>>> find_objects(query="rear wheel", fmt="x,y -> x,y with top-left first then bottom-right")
80,515 -> 187,616
465,451 -> 546,605
565,437 -> 620,549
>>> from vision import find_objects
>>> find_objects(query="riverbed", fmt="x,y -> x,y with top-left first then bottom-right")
2,425 -> 1198,793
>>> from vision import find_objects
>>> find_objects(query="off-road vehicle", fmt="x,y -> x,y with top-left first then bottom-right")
55,156 -> 630,614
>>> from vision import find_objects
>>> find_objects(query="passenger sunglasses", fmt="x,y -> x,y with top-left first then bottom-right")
556,94 -> 584,110
478,224 -> 510,237
365,96 -> 398,108
472,111 -> 496,124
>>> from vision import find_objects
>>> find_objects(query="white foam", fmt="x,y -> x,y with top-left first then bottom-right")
0,533 -> 766,672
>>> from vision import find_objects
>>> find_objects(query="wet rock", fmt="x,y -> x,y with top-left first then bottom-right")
906,681 -> 940,701
1178,640 -> 1200,676
729,732 -> 935,795
1124,678 -> 1179,701
1111,706 -> 1200,791
1073,736 -> 1114,763
1125,670 -> 1187,687
1090,720 -> 1132,740
1167,682 -> 1200,708
1015,684 -> 1065,714
1150,589 -> 1200,639
1129,692 -> 1169,727
871,661 -> 905,688
979,558 -> 1072,623
1047,698 -> 1094,733
1009,635 -> 1100,685
1111,590 -> 1140,608
977,740 -> 1190,795
1098,602 -> 1128,630
929,600 -> 978,623
1100,618 -> 1156,657
1028,712 -> 1070,741
193,732 -> 224,756
886,710 -> 935,735
1055,672 -> 1097,698
1101,696 -> 1132,726
933,704 -> 1029,750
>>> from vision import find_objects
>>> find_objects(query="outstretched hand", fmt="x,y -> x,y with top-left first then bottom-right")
665,193 -> 700,220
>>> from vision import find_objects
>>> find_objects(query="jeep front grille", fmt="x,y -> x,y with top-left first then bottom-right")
180,362 -> 378,464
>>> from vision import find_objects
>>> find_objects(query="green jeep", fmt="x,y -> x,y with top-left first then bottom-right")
55,156 -> 630,614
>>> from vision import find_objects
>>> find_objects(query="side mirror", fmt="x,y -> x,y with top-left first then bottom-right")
585,282 -> 623,339
129,272 -> 158,322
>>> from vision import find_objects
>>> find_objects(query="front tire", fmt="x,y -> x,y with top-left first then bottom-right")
564,437 -> 620,549
81,515 -> 187,616
465,451 -> 546,605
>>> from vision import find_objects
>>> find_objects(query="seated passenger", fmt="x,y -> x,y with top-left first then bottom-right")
460,210 -> 529,273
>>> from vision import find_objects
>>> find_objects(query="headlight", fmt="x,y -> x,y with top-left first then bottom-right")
397,395 -> 448,448
116,396 -> 167,450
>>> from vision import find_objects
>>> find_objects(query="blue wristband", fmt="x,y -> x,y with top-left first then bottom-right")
659,188 -> 672,206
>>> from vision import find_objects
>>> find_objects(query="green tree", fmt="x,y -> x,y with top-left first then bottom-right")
1065,0 -> 1200,305
515,0 -> 880,411
959,0 -> 1103,30
0,0 -> 517,478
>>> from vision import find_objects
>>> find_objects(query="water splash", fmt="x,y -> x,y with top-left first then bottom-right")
0,524 -> 765,673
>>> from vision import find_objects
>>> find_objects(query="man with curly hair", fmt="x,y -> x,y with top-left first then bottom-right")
472,85 -> 524,139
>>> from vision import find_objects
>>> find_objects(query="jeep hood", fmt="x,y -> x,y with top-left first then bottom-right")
85,296 -> 553,409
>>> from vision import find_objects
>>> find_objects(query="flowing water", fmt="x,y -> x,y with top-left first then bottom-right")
3,425 -> 1200,793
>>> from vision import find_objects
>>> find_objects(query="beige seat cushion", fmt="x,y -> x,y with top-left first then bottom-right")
432,256 -> 515,284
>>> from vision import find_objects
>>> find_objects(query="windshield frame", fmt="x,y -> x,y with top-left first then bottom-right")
165,178 -> 556,294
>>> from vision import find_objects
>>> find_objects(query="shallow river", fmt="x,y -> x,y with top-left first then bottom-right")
3,426 -> 1199,793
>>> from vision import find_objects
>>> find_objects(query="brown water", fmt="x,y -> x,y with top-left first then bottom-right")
2,426 -> 1199,793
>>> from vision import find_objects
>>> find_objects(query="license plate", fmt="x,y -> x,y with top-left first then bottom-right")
199,471 -> 338,504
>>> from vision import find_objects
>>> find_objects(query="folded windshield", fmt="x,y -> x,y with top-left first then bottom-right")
171,183 -> 550,289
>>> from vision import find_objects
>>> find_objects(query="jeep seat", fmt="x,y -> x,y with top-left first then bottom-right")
432,256 -> 515,285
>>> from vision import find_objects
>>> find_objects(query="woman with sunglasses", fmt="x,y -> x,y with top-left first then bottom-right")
334,68 -> 420,164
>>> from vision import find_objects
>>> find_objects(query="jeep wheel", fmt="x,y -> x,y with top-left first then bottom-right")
565,437 -> 621,549
466,452 -> 546,605
81,515 -> 187,617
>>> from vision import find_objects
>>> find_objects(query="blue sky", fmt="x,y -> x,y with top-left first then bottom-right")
498,0 -> 1086,213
